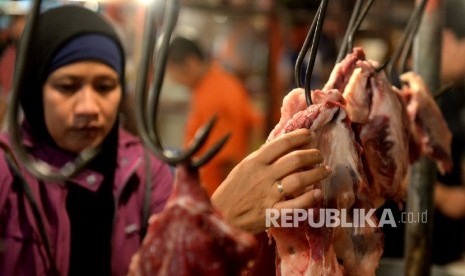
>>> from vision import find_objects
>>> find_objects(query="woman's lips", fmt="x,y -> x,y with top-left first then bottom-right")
73,126 -> 101,137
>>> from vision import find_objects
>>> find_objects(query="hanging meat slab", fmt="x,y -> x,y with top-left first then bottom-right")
398,71 -> 453,175
326,49 -> 410,205
357,64 -> 410,205
267,89 -> 383,276
128,164 -> 257,276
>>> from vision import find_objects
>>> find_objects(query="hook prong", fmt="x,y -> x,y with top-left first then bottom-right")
336,0 -> 363,63
294,0 -> 329,106
346,0 -> 376,54
294,2 -> 324,88
304,0 -> 329,106
387,0 -> 427,78
192,134 -> 231,168
7,0 -> 100,181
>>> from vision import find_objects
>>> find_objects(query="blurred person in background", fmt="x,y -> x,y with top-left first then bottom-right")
166,36 -> 264,197
432,0 -> 465,265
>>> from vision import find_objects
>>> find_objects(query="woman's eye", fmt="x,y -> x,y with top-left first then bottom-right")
93,80 -> 118,93
54,82 -> 80,93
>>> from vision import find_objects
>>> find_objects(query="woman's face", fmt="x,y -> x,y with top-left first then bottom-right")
43,61 -> 122,153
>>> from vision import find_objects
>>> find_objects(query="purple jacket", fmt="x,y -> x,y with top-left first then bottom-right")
0,128 -> 173,276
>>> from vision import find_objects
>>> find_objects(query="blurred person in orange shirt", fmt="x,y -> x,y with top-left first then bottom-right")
166,36 -> 263,196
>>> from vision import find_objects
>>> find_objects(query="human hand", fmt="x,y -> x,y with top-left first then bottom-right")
434,183 -> 465,219
211,129 -> 330,234
441,29 -> 465,84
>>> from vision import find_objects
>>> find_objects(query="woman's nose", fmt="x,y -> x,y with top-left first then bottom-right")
74,86 -> 99,116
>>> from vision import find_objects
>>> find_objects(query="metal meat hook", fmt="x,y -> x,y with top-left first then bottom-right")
134,0 -> 229,168
336,0 -> 376,63
386,0 -> 427,78
6,0 -> 99,182
294,0 -> 329,106
391,0 -> 453,102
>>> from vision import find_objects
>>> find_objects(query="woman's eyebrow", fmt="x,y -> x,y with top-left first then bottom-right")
94,74 -> 119,79
47,75 -> 80,83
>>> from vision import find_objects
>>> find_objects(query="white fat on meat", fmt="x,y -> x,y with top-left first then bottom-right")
341,60 -> 374,124
322,48 -> 366,92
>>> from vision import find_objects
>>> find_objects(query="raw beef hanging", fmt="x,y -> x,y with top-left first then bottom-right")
128,164 -> 257,276
320,47 -> 411,205
267,89 -> 383,276
398,71 -> 453,175
266,46 -> 452,276
357,68 -> 410,205
342,58 -> 410,205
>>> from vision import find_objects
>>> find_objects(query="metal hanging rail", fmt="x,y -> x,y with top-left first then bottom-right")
405,0 -> 444,275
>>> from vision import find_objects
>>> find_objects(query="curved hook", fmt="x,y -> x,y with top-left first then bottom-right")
147,0 -> 179,139
7,0 -> 99,182
386,0 -> 427,78
294,2 -> 322,88
134,0 -> 229,168
134,1 -> 158,143
346,0 -> 376,54
294,0 -> 329,106
336,0 -> 363,63
337,0 -> 376,63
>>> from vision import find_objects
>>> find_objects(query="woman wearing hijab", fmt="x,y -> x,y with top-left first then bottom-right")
0,5 -> 328,276
0,5 -> 173,275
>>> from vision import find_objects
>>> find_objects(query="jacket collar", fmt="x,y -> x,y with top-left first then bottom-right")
1,125 -> 144,193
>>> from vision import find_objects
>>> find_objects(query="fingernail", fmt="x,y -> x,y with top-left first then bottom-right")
313,189 -> 322,199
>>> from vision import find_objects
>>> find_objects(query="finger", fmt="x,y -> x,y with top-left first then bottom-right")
276,166 -> 331,198
271,149 -> 324,180
273,189 -> 323,210
257,129 -> 314,164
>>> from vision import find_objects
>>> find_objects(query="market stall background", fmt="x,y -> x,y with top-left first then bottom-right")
0,0 -> 418,148
0,0 -> 463,275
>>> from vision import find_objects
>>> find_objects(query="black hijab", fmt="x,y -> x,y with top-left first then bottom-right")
18,5 -> 126,147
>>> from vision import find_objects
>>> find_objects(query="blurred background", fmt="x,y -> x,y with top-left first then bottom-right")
4,1 -> 465,274
0,0 -> 420,149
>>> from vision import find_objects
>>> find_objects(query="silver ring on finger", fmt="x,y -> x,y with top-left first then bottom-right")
276,179 -> 286,196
